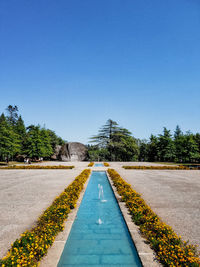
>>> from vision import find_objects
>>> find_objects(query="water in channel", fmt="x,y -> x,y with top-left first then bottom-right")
94,163 -> 104,167
57,171 -> 142,267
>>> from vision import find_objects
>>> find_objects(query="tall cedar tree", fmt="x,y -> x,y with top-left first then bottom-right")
90,119 -> 138,161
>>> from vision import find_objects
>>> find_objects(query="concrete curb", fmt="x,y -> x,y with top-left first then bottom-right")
40,171 -> 92,267
106,171 -> 162,267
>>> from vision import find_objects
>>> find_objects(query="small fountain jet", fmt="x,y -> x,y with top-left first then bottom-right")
98,184 -> 107,202
96,218 -> 103,225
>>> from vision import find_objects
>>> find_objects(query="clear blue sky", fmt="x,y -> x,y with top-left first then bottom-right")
0,0 -> 200,144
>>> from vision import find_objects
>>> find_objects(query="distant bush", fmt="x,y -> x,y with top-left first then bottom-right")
0,169 -> 91,267
108,168 -> 200,266
88,162 -> 94,167
103,162 -> 109,167
122,165 -> 191,170
0,165 -> 74,169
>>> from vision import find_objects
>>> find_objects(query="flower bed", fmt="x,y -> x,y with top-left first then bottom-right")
0,165 -> 74,169
122,165 -> 191,170
88,162 -> 94,167
0,169 -> 91,267
103,162 -> 109,167
107,168 -> 200,266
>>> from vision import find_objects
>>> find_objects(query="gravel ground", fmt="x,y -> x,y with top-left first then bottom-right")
116,168 -> 200,248
0,168 -> 84,258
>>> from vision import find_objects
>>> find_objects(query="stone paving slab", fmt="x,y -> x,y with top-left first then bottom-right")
117,168 -> 200,248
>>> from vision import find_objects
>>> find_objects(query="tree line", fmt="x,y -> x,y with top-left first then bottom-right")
138,126 -> 200,163
1,108 -> 199,163
0,105 -> 65,163
88,119 -> 200,163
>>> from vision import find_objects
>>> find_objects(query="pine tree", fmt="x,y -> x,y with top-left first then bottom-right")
6,105 -> 19,126
0,113 -> 20,162
158,128 -> 175,162
25,125 -> 44,159
90,119 -> 138,161
174,125 -> 184,162
25,126 -> 53,159
40,128 -> 53,158
15,115 -> 27,154
147,135 -> 158,162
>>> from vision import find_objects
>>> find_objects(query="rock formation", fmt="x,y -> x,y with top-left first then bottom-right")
58,142 -> 87,161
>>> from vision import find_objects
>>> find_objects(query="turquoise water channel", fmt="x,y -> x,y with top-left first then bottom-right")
94,163 -> 103,167
58,171 -> 142,267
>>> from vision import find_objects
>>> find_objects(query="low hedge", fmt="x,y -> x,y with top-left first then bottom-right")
107,169 -> 200,266
122,165 -> 190,170
0,165 -> 74,170
0,169 -> 91,267
88,162 -> 94,167
104,163 -> 109,167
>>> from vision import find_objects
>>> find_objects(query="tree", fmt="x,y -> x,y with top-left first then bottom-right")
90,119 -> 119,148
90,119 -> 139,161
147,135 -> 158,162
90,119 -> 120,160
157,128 -> 175,162
181,132 -> 199,162
25,126 -> 44,159
138,139 -> 148,161
174,125 -> 182,139
0,113 -> 20,162
6,105 -> 19,126
40,128 -> 53,158
25,126 -> 54,159
87,145 -> 109,161
15,115 -> 27,154
194,133 -> 200,161
46,129 -> 65,151
107,127 -> 138,161
174,125 -> 184,162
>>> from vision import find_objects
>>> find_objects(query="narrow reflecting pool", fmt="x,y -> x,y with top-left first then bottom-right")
94,163 -> 104,167
58,171 -> 142,267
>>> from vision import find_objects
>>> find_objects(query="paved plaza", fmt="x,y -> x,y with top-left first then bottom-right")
0,162 -> 199,259
0,165 -> 85,258
115,167 -> 200,248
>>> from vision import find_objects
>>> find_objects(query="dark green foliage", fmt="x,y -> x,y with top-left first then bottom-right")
6,105 -> 19,126
138,139 -> 148,161
90,121 -> 200,163
25,125 -> 53,159
46,129 -> 65,150
0,113 -> 20,162
138,126 -> 200,163
15,115 -> 27,154
87,145 -> 109,161
147,135 -> 158,162
0,106 -> 65,163
157,128 -> 175,162
89,119 -> 139,161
